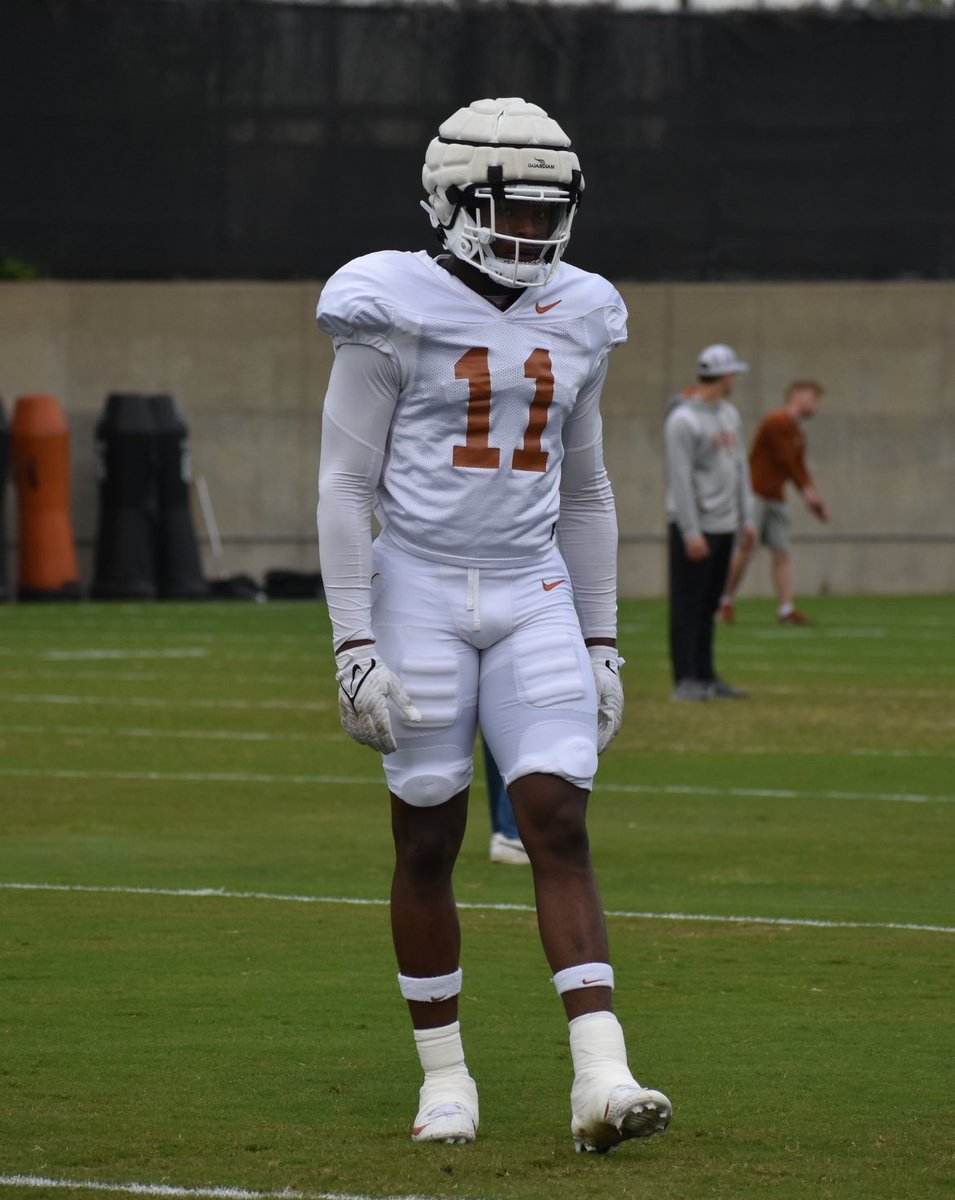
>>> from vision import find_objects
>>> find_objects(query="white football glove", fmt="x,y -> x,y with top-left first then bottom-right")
588,645 -> 625,754
335,646 -> 421,755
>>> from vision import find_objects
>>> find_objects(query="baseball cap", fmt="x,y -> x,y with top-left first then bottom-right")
697,343 -> 749,377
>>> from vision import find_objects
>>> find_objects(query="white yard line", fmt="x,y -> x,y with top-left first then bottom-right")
6,723 -> 955,758
0,765 -> 951,804
4,672 -> 314,686
0,767 -> 369,786
6,694 -> 327,712
599,781 -> 953,803
39,649 -> 209,660
2,881 -> 952,935
5,724 -> 317,743
0,1175 -> 456,1200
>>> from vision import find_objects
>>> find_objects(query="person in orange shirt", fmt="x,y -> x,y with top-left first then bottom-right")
720,379 -> 831,626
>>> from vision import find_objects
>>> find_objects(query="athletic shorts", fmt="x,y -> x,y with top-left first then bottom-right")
369,534 -> 599,807
753,496 -> 791,551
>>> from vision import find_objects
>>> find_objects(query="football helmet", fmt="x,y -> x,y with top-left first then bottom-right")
421,97 -> 583,288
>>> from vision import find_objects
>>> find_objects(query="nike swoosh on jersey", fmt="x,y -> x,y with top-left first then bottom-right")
542,579 -> 566,591
535,300 -> 562,314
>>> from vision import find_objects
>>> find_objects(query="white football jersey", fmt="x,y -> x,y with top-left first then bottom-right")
317,250 -> 626,567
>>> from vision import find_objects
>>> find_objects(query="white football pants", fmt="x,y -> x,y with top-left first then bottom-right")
370,534 -> 599,807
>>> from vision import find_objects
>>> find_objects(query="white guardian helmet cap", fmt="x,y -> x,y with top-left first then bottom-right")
421,97 -> 583,288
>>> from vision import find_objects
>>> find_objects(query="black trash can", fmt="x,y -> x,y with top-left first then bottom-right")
91,392 -> 159,599
92,392 -> 208,600
150,394 -> 208,600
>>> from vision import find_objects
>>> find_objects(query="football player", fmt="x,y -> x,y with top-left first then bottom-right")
316,97 -> 671,1153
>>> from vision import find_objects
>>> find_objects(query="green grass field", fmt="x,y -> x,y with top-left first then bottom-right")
1,595 -> 953,1200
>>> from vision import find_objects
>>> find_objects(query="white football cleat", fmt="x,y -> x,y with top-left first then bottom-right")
571,1076 -> 672,1153
489,832 -> 530,865
411,1072 -> 479,1145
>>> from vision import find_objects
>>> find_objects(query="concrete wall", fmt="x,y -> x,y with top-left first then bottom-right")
2,279 -> 953,599
605,281 -> 955,597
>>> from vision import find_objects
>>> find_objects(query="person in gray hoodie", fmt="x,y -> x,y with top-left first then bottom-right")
664,344 -> 756,701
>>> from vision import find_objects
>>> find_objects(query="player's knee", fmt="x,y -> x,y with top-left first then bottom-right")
395,801 -> 465,878
516,777 -> 591,864
395,819 -> 460,880
540,824 -> 589,867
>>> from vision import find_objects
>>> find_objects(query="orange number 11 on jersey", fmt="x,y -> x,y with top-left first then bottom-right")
452,347 -> 554,474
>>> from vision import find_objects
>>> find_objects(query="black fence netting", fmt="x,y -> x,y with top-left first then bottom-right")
3,0 -> 955,281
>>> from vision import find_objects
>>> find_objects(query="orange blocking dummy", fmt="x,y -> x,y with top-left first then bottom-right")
0,398 -> 9,599
12,394 -> 82,600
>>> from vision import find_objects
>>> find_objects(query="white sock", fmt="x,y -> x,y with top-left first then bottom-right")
414,1021 -> 470,1077
568,1010 -> 631,1075
413,1022 -> 478,1128
779,602 -> 794,617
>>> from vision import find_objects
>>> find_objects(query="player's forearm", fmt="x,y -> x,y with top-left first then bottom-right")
316,345 -> 397,648
317,470 -> 376,648
316,410 -> 382,650
557,485 -> 618,641
558,419 -> 618,639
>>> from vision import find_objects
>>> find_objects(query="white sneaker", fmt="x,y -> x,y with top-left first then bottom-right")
671,679 -> 711,702
411,1071 -> 479,1144
571,1074 -> 672,1153
489,832 -> 530,865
